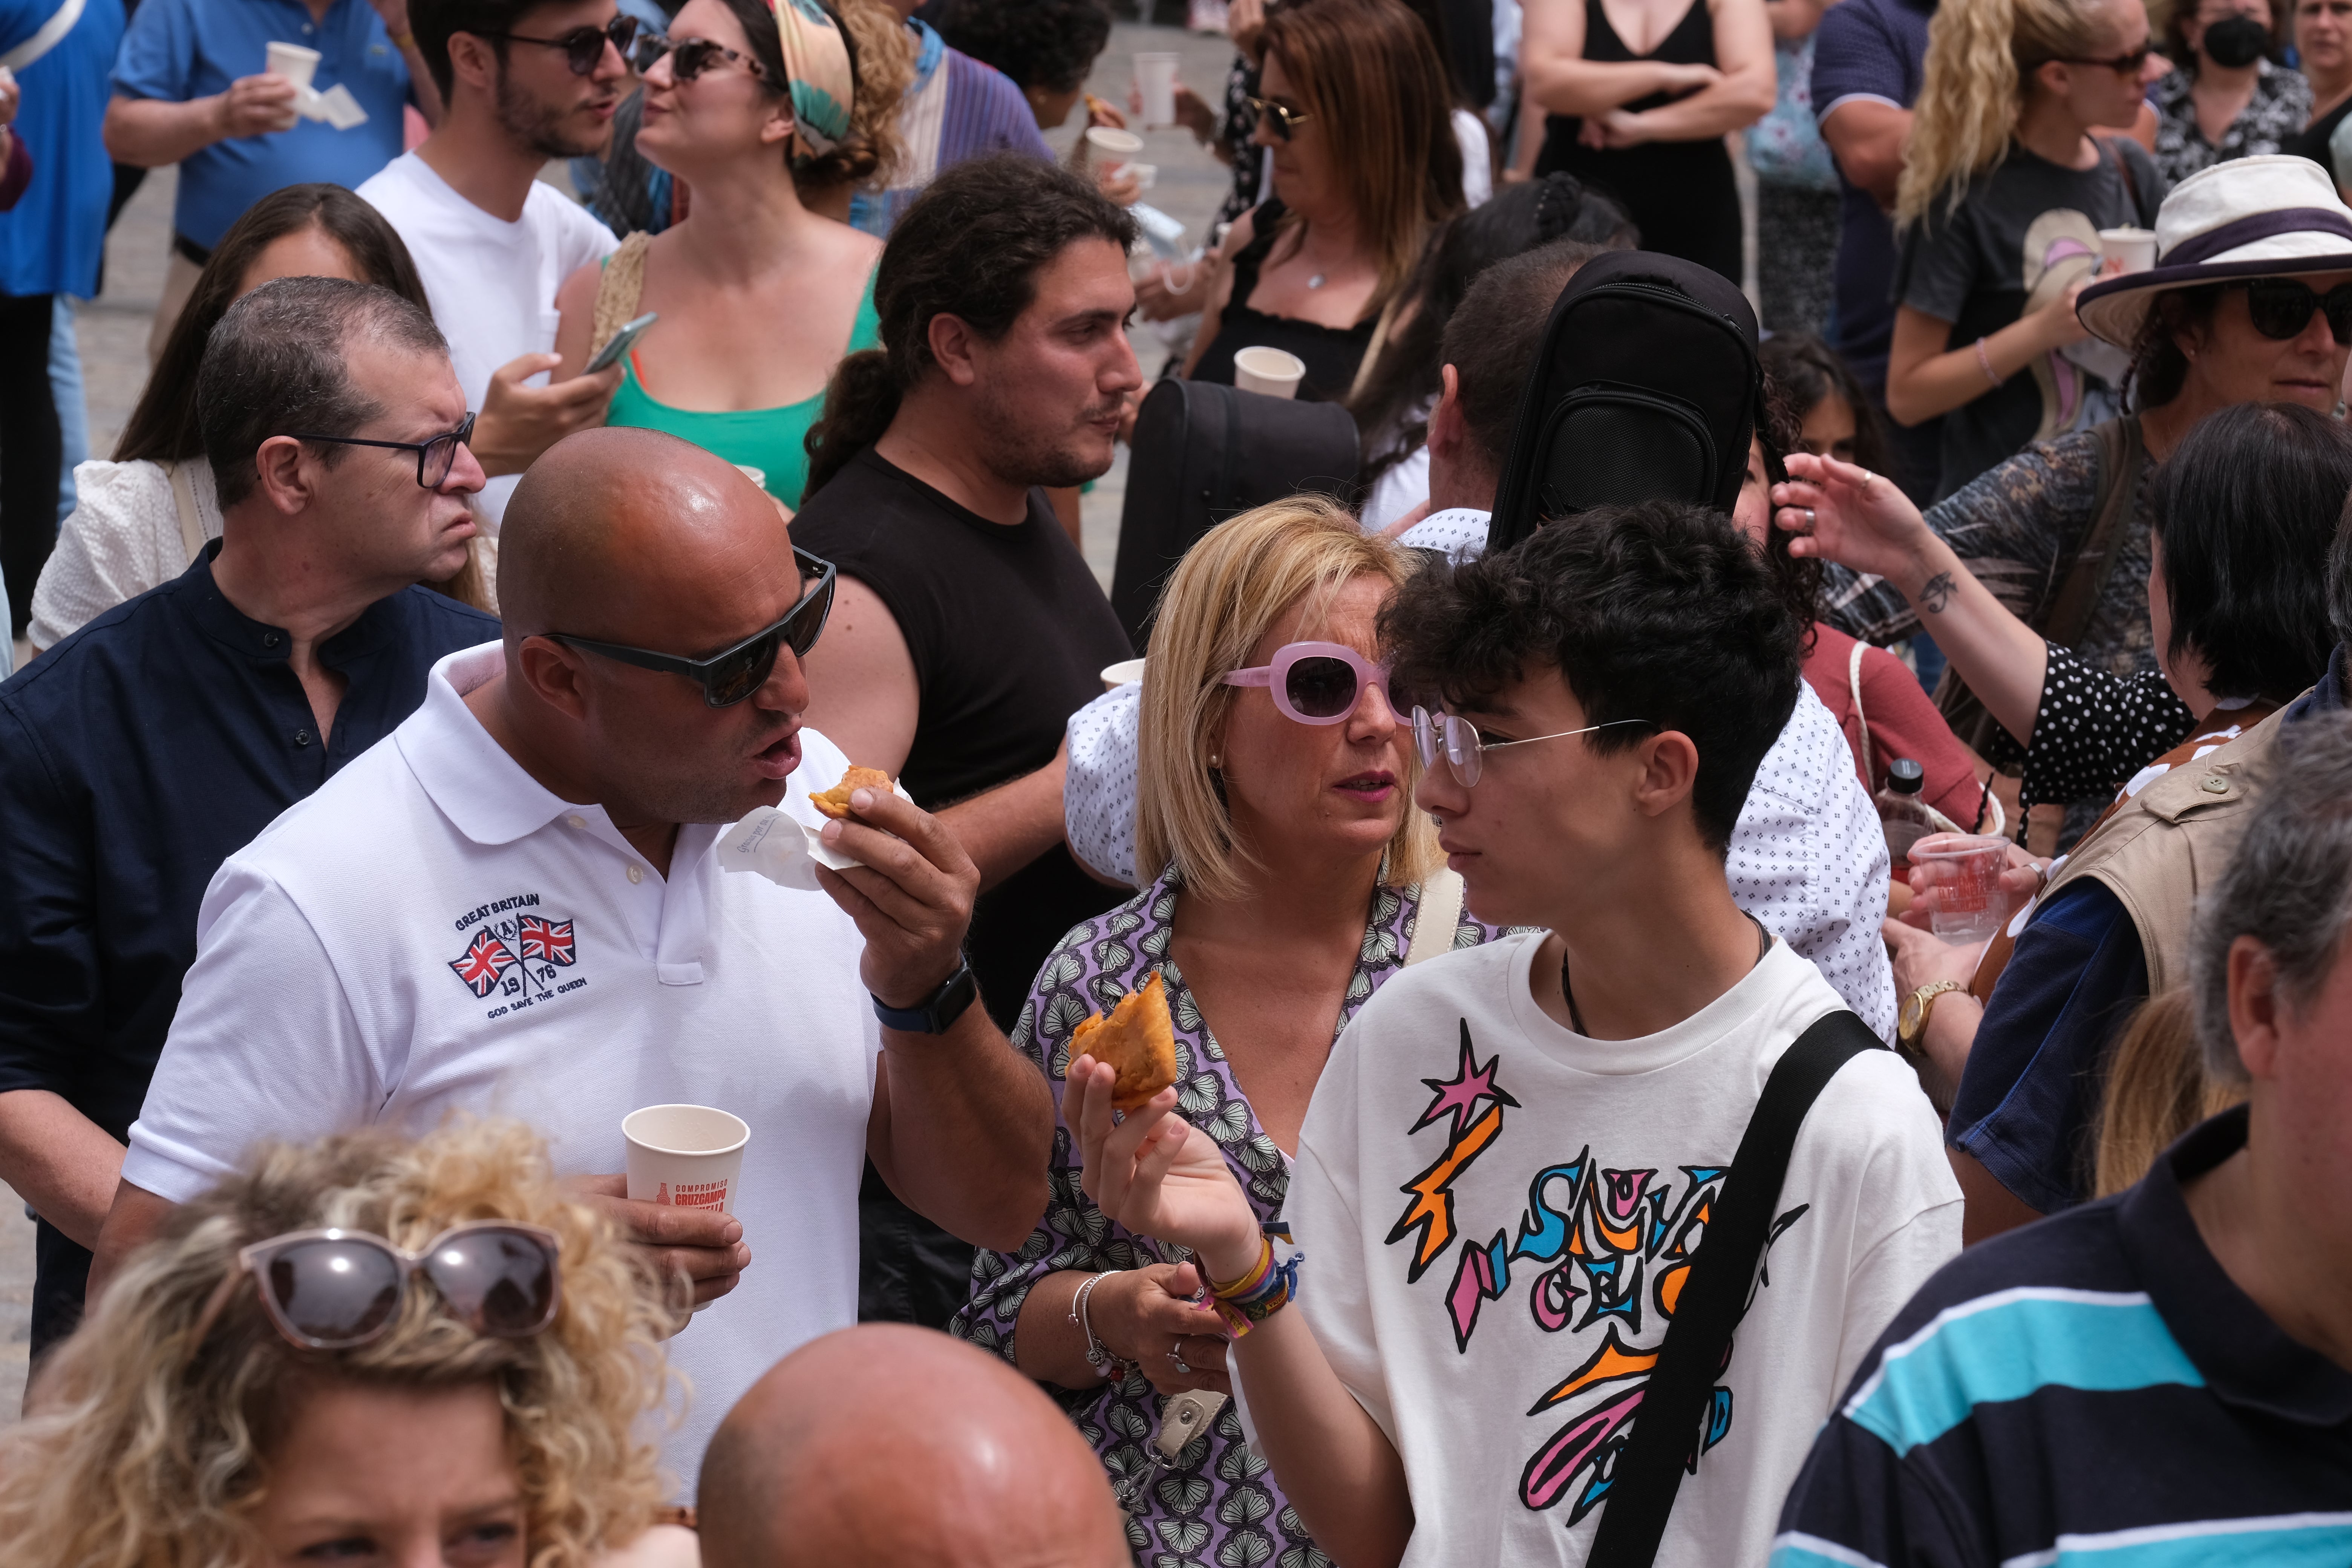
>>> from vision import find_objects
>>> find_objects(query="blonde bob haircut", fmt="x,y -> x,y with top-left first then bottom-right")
0,1118 -> 675,1568
1136,495 -> 1439,903
1896,0 -> 2124,228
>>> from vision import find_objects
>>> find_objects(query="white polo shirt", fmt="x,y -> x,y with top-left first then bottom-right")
127,643 -> 880,1491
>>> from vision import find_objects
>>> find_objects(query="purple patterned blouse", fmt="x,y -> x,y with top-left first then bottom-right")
951,870 -> 1499,1568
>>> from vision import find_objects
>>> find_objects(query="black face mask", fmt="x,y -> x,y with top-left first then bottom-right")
2202,14 -> 2271,68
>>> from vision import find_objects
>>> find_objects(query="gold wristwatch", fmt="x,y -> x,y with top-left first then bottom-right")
1897,980 -> 1968,1056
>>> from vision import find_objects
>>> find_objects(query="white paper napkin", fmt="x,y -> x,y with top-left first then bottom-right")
294,83 -> 368,129
717,776 -> 915,890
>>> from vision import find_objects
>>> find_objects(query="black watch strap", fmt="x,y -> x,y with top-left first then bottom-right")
871,960 -> 978,1034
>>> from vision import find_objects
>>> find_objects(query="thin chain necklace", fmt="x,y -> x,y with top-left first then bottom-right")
1559,913 -> 1772,1037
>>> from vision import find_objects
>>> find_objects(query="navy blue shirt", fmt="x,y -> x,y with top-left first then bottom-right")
1810,0 -> 1935,387
1772,1107 -> 2352,1568
0,545 -> 493,1342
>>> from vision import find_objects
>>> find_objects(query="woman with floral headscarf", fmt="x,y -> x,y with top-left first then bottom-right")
553,0 -> 896,508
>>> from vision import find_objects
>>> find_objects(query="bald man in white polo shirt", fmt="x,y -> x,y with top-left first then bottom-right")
89,427 -> 1055,1487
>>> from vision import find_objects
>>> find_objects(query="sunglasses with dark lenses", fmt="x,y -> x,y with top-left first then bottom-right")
194,1222 -> 562,1352
1222,641 -> 1392,724
477,13 -> 639,74
2236,278 -> 2352,344
548,547 -> 836,707
1244,93 -> 1313,140
286,412 -> 476,489
630,32 -> 765,81
2055,42 -> 2154,70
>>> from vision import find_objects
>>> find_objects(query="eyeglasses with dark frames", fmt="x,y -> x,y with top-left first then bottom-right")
630,31 -> 766,81
546,548 -> 836,707
472,13 -> 639,75
2047,42 -> 2155,70
285,412 -> 477,488
1245,93 -> 1313,140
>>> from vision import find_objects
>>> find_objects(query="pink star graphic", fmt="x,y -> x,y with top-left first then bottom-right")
1413,1022 -> 1520,1139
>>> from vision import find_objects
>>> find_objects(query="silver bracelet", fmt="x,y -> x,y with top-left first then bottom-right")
1070,1270 -> 1125,1380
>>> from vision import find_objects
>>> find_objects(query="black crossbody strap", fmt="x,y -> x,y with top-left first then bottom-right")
1584,1009 -> 1886,1568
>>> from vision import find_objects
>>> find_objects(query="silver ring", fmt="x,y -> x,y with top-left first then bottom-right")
1167,1344 -> 1191,1374
1859,468 -> 1875,488
1804,507 -> 1817,529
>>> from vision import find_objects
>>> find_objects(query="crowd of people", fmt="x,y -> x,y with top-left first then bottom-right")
2,0 -> 2351,1560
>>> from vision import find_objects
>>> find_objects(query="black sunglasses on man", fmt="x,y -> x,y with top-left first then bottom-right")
472,13 -> 639,74
545,548 -> 836,707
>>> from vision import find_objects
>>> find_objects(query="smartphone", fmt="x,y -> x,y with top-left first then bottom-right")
584,311 -> 657,375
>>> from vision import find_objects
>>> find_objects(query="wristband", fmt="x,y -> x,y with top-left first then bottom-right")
390,28 -> 416,46
1207,1236 -> 1301,1337
1974,336 -> 2002,388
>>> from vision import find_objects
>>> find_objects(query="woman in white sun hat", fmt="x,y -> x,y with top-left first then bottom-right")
1816,152 -> 2352,847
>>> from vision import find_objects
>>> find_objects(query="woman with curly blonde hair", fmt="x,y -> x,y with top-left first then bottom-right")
554,0 -> 908,508
1885,0 -> 2166,498
0,1119 -> 679,1568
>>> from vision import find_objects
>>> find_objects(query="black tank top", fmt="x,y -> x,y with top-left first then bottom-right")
1538,0 -> 1744,284
1189,199 -> 1378,403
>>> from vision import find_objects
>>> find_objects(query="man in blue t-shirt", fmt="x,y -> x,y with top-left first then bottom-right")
1772,710 -> 2352,1568
1809,0 -> 1942,502
103,0 -> 440,358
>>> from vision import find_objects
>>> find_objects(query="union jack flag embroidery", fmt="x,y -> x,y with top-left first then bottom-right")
450,930 -> 518,997
518,915 -> 576,966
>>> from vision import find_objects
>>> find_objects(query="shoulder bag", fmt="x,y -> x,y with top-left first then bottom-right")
1583,1008 -> 1886,1568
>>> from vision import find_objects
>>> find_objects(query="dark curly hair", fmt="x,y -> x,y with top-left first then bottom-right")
933,0 -> 1111,95
1380,499 -> 1803,854
1757,360 -> 1825,654
803,154 -> 1137,496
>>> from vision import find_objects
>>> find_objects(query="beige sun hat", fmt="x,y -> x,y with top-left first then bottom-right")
2077,154 -> 2352,347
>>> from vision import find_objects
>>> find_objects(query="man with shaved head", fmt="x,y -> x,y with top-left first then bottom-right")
90,426 -> 1056,1490
700,1325 -> 1131,1568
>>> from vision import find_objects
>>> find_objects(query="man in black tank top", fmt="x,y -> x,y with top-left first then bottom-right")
792,155 -> 1140,1328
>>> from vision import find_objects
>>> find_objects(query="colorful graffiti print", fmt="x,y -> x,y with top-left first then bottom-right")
1382,1021 -> 1805,1529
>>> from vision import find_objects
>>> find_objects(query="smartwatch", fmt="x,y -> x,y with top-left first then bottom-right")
871,959 -> 978,1034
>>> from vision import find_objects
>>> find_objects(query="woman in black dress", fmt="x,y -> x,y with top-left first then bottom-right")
1522,0 -> 1776,283
1184,0 -> 1465,403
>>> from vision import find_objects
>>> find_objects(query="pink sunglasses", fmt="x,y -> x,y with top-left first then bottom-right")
1222,641 -> 1394,724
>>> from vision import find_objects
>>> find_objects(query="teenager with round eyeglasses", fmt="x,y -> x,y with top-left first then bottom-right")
954,498 -> 1509,1568
553,0 -> 887,509
0,1118 -> 688,1568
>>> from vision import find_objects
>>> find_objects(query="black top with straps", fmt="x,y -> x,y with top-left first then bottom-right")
1538,0 -> 1743,285
1188,198 -> 1379,404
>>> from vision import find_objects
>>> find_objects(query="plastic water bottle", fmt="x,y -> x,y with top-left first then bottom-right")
1875,758 -> 1938,870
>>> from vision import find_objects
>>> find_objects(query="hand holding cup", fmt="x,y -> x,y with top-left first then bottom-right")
565,1172 -> 750,1325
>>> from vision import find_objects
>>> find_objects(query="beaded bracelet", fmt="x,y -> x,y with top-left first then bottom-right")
1207,1237 -> 1302,1337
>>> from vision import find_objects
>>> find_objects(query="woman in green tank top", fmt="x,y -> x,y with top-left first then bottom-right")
553,0 -> 890,509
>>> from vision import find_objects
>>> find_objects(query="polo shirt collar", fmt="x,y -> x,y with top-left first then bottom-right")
177,540 -> 403,669
2119,1104 -> 2352,1426
397,644 -> 579,846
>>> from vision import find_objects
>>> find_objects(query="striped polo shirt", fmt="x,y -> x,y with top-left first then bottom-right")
1771,1106 -> 2352,1568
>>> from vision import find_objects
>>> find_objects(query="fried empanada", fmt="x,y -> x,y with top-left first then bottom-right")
1070,972 -> 1179,1112
808,766 -> 895,820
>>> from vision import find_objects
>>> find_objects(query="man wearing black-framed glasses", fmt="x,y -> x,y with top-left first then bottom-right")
357,0 -> 632,530
0,276 -> 502,1369
93,425 -> 1058,1498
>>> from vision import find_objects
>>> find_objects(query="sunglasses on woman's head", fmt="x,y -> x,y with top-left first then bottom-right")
547,548 -> 836,708
2236,278 -> 2352,344
1245,94 -> 1313,140
629,32 -> 766,81
191,1222 -> 562,1352
1223,642 -> 1391,724
475,13 -> 639,75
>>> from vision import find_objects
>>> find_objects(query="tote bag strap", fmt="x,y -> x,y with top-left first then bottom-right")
167,460 -> 208,564
1406,869 -> 1465,967
1,0 -> 86,73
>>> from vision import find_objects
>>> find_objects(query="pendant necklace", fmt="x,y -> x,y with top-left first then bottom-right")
1559,914 -> 1772,1037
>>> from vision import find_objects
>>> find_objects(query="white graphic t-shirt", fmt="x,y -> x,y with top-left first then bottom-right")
1288,935 -> 1961,1567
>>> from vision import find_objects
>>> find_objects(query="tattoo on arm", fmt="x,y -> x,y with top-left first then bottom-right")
1919,571 -> 1955,614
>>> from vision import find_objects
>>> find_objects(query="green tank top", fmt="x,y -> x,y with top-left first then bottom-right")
602,268 -> 881,509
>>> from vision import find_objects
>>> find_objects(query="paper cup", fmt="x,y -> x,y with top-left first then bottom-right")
1233,345 -> 1307,399
1086,124 -> 1144,178
2098,226 -> 2158,273
623,1104 -> 749,1215
1101,657 -> 1146,690
266,40 -> 321,87
733,464 -> 768,490
1135,51 -> 1180,127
